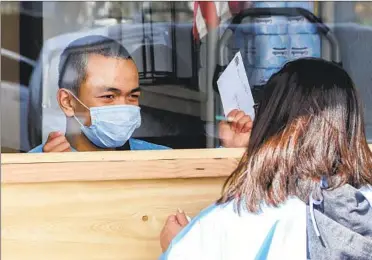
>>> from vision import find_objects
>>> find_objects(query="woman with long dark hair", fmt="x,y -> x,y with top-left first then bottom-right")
160,58 -> 372,260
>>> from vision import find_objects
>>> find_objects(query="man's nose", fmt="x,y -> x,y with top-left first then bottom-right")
116,96 -> 128,105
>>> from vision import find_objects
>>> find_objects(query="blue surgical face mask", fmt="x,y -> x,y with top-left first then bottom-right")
68,91 -> 141,148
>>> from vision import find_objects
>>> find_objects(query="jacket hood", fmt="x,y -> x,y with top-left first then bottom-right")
307,184 -> 372,260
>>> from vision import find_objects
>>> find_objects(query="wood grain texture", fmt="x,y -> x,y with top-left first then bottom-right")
1,148 -> 245,164
2,146 -> 371,260
1,149 -> 238,260
1,149 -> 244,184
2,178 -> 226,260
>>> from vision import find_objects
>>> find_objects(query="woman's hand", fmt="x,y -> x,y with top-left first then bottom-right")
160,209 -> 190,252
219,109 -> 253,148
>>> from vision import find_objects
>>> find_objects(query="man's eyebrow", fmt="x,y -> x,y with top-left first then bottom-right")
99,87 -> 122,94
129,87 -> 142,94
96,86 -> 141,94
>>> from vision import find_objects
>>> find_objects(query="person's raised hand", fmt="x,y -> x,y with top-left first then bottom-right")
175,208 -> 189,227
160,209 -> 190,252
42,131 -> 72,153
219,109 -> 253,148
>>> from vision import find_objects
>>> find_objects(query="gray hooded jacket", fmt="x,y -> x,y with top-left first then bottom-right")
307,184 -> 372,260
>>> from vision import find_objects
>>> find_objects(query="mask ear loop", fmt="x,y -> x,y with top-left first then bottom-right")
63,89 -> 90,127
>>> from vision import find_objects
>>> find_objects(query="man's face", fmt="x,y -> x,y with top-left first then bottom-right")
73,54 -> 140,126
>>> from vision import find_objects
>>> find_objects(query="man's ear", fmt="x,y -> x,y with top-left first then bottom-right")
57,89 -> 75,117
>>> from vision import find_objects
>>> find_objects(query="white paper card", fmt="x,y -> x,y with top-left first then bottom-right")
217,51 -> 255,120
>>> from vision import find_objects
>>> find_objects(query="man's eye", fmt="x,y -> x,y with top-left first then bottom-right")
130,94 -> 140,99
101,95 -> 115,99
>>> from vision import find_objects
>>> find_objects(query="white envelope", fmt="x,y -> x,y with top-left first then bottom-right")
217,51 -> 255,120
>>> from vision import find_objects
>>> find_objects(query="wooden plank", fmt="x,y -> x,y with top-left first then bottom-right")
1,149 -> 235,259
1,148 -> 245,164
2,146 -> 371,260
3,146 -> 370,165
1,149 -> 244,184
2,145 -> 371,183
1,157 -> 238,184
2,177 -> 226,260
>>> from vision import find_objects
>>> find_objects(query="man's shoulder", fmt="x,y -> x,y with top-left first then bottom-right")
129,138 -> 171,150
29,140 -> 170,152
28,144 -> 44,153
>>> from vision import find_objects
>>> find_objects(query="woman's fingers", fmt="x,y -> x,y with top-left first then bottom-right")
176,209 -> 189,227
160,214 -> 183,252
236,115 -> 253,133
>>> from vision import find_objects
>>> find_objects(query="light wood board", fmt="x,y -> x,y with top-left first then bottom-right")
1,178 -> 227,260
1,148 -> 245,184
2,146 -> 371,259
1,148 -> 243,260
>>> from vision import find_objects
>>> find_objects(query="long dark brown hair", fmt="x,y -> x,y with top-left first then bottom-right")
218,58 -> 372,212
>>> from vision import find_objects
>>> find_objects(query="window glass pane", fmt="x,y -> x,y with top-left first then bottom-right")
355,2 -> 372,25
2,1 -> 372,154
333,1 -> 372,141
